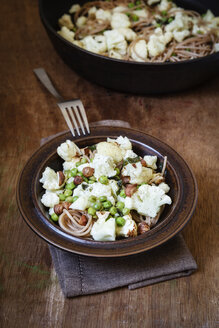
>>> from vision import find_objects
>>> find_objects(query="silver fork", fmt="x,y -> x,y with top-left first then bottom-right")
33,68 -> 90,137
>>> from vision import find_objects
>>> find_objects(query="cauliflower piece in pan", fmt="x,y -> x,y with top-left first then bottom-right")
132,9 -> 148,19
57,140 -> 81,161
109,50 -> 123,59
96,141 -> 124,163
41,190 -> 60,208
116,28 -> 136,41
148,30 -> 172,57
82,35 -> 107,54
104,30 -> 127,55
58,14 -> 74,30
58,26 -> 75,43
91,212 -> 116,241
76,16 -> 87,28
40,167 -> 64,190
111,12 -> 131,29
112,6 -> 127,13
158,0 -> 173,12
173,30 -> 190,42
88,6 -> 97,16
69,4 -> 81,14
147,0 -> 159,5
96,9 -> 112,22
116,214 -> 137,237
131,39 -> 148,62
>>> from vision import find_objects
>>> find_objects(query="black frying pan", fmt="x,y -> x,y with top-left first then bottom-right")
39,0 -> 219,94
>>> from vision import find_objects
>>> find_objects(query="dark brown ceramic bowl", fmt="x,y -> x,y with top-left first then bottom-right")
17,126 -> 198,257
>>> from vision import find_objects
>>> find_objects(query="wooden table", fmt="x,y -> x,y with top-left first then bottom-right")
0,1 -> 218,327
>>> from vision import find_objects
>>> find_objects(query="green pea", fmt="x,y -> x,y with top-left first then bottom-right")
81,157 -> 87,164
93,201 -> 102,211
116,217 -> 126,227
76,161 -> 81,167
103,201 -> 112,209
131,14 -> 139,21
88,207 -> 96,216
99,175 -> 109,185
99,196 -> 107,202
65,196 -> 74,203
51,213 -> 59,222
117,201 -> 125,211
89,195 -> 97,202
64,189 -> 72,196
110,206 -> 117,216
59,193 -> 66,201
128,2 -> 135,8
66,182 -> 75,190
71,168 -> 78,176
119,189 -> 126,198
65,170 -> 72,179
122,208 -> 130,215
73,196 -> 79,202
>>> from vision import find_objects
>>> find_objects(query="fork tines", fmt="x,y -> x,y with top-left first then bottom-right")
58,100 -> 90,137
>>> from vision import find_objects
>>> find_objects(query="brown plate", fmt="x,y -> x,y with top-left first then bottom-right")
17,126 -> 198,257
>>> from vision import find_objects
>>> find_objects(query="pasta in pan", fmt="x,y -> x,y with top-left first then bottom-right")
57,0 -> 219,62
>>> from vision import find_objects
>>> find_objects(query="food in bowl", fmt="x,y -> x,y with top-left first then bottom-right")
57,0 -> 219,62
39,136 -> 172,241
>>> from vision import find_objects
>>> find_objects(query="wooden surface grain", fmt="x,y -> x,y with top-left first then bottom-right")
0,0 -> 219,327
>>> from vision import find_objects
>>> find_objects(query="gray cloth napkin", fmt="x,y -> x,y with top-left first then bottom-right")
41,120 -> 197,298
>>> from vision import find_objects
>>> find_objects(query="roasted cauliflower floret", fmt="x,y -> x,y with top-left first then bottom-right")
57,140 -> 81,161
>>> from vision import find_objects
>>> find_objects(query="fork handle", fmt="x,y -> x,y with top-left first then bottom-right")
33,68 -> 64,101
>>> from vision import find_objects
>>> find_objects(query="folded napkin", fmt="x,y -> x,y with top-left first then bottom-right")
41,120 -> 197,298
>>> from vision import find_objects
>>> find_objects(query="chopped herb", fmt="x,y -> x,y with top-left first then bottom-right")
197,30 -> 202,34
156,23 -> 161,27
186,48 -> 191,51
128,2 -> 135,8
135,7 -> 142,10
168,17 -> 174,23
82,183 -> 89,190
117,180 -> 123,188
88,145 -> 96,151
171,52 -> 177,56
161,10 -> 167,16
135,0 -> 141,4
126,12 -> 131,17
